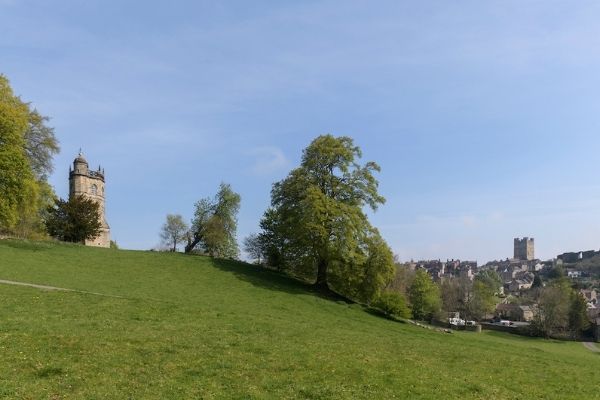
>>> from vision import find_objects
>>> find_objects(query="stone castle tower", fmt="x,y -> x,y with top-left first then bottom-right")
514,237 -> 534,261
69,152 -> 110,247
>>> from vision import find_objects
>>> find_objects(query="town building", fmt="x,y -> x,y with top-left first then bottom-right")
495,304 -> 534,322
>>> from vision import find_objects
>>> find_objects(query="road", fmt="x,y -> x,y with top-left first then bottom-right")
0,278 -> 126,298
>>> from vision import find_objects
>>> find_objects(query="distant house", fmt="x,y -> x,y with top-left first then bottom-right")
507,276 -> 534,293
531,263 -> 544,272
567,270 -> 582,279
495,304 -> 534,322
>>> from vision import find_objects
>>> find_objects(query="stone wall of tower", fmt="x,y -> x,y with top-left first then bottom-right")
514,237 -> 534,261
69,156 -> 110,248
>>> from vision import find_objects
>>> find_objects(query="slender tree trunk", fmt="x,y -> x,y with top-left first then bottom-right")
185,235 -> 201,254
315,258 -> 329,291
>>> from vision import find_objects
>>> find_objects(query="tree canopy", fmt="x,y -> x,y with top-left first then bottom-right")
0,75 -> 38,231
44,195 -> 102,243
185,183 -> 241,258
160,214 -> 189,252
0,75 -> 59,237
408,269 -> 441,321
24,109 -> 60,180
257,135 -> 394,302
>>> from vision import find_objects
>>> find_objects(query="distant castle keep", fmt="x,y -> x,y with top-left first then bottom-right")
514,237 -> 534,261
69,153 -> 110,247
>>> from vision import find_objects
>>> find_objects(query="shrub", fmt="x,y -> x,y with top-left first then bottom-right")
374,291 -> 411,319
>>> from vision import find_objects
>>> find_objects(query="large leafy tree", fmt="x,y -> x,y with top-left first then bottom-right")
185,183 -> 241,258
0,75 -> 38,231
44,195 -> 102,243
533,278 -> 571,338
258,135 -> 394,302
465,280 -> 497,321
568,292 -> 590,339
408,269 -> 441,321
0,75 -> 59,237
24,109 -> 60,181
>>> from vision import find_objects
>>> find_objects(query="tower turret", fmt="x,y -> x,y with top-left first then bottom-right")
73,152 -> 89,175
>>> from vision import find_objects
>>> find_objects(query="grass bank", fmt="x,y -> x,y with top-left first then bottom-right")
0,239 -> 597,399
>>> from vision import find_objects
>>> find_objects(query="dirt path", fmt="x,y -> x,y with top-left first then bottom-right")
582,342 -> 600,353
0,279 -> 127,299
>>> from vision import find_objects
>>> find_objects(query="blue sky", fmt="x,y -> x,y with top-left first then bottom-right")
2,0 -> 600,262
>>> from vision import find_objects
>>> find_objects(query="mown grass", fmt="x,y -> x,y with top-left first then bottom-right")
0,239 -> 598,399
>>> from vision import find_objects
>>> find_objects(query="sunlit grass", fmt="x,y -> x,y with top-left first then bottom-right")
0,239 -> 597,399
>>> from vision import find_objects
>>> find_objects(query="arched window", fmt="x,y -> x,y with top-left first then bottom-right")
91,184 -> 97,195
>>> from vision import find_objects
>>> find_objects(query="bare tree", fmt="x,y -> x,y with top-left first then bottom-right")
160,214 -> 189,252
243,233 -> 264,264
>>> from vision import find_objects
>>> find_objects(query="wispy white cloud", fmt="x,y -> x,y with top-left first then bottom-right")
246,146 -> 290,176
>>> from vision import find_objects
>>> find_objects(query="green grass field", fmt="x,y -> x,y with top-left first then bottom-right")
0,239 -> 598,399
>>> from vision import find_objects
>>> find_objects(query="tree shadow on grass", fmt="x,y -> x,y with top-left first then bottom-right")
207,257 -> 353,303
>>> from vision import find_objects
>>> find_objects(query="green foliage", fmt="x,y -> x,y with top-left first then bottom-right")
387,263 -> 415,295
0,240 -> 599,399
44,195 -> 102,243
0,75 -> 59,238
0,75 -> 38,230
11,180 -> 56,239
408,269 -> 441,321
257,208 -> 287,270
258,135 -> 394,302
109,240 -> 119,249
467,280 -> 497,320
159,214 -> 189,252
374,291 -> 411,319
533,279 -> 571,338
24,108 -> 60,180
185,183 -> 240,258
475,270 -> 503,293
569,292 -> 590,339
547,265 -> 566,280
353,231 -> 395,303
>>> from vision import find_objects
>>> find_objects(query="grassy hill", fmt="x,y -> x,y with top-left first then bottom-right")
0,239 -> 598,399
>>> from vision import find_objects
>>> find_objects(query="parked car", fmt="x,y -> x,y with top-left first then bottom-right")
465,320 -> 477,326
449,318 -> 465,326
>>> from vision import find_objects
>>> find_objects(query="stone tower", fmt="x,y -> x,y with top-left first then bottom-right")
69,152 -> 110,247
514,237 -> 534,261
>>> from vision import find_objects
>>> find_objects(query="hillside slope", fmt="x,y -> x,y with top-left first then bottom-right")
0,240 -> 597,399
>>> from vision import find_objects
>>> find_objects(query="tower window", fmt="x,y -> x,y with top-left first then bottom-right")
91,184 -> 97,195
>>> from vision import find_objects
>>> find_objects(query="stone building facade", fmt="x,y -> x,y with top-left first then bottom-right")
69,153 -> 110,247
514,237 -> 534,261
